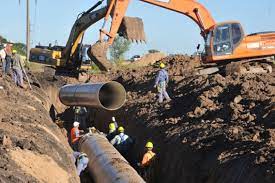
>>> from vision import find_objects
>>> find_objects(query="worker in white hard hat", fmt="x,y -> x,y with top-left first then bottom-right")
70,121 -> 84,151
73,151 -> 89,176
154,62 -> 171,103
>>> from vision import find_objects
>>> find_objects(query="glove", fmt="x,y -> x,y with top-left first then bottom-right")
137,163 -> 141,167
154,85 -> 157,88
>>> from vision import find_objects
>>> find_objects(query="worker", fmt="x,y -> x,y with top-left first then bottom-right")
71,121 -> 84,151
110,126 -> 133,156
3,44 -> 12,75
154,62 -> 171,103
0,44 -> 10,76
74,106 -> 87,129
0,45 -> 6,75
139,141 -> 156,167
106,122 -> 117,141
73,151 -> 89,176
137,141 -> 156,182
11,50 -> 26,88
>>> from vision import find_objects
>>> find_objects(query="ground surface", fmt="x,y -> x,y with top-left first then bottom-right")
0,54 -> 273,183
0,71 -> 79,183
87,55 -> 275,183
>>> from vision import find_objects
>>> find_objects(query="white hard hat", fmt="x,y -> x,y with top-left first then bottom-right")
73,121 -> 80,127
112,117 -> 116,122
3,44 -> 7,48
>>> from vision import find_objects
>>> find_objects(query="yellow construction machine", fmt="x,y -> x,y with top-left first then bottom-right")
29,1 -> 110,73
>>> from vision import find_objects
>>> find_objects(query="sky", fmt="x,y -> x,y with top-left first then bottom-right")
0,0 -> 275,58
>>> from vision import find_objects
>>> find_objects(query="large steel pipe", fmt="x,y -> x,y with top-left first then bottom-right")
79,133 -> 145,183
59,81 -> 126,110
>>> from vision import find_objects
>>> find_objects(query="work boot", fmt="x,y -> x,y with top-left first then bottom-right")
20,84 -> 27,89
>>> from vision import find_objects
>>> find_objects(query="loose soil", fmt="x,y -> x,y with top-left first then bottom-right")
85,55 -> 275,183
0,71 -> 79,183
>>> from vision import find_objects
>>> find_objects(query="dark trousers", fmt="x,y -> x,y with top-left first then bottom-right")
2,57 -> 11,75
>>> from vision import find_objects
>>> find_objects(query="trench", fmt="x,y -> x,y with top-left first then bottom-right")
43,79 -> 224,183
38,68 -> 275,183
46,81 -> 197,183
41,79 -> 144,182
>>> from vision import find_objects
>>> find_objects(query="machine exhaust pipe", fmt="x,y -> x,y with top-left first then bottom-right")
59,81 -> 126,110
79,133 -> 145,183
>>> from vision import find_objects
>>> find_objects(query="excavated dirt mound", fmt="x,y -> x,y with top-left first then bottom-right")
0,72 -> 79,183
87,55 -> 274,183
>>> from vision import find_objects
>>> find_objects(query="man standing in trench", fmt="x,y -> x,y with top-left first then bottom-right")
138,141 -> 156,182
154,62 -> 171,103
71,122 -> 84,151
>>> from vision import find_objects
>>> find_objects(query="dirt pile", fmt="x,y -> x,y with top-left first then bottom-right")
88,55 -> 274,183
126,52 -> 167,68
0,73 -> 79,183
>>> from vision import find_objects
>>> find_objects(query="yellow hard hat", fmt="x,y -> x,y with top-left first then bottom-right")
109,123 -> 116,131
118,126 -> 124,133
145,141 -> 153,148
160,63 -> 165,68
12,50 -> 17,54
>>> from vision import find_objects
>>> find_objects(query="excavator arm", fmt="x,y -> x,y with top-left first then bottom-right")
102,0 -> 215,44
90,0 -> 216,70
62,1 -> 108,69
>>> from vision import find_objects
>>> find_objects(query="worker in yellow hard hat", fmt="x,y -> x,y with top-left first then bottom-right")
154,62 -> 171,103
11,49 -> 26,89
106,122 -> 117,141
139,141 -> 156,167
110,126 -> 134,157
106,116 -> 118,141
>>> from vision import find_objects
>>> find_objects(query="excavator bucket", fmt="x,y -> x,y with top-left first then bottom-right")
118,17 -> 146,42
88,17 -> 145,72
88,42 -> 112,72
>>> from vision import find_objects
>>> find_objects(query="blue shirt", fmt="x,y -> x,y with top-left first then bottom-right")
155,69 -> 169,85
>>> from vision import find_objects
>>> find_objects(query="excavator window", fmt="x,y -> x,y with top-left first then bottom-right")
213,24 -> 232,56
232,23 -> 243,45
213,23 -> 244,56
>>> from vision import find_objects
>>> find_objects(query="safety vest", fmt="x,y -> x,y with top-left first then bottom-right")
118,133 -> 128,144
71,127 -> 80,144
141,151 -> 156,166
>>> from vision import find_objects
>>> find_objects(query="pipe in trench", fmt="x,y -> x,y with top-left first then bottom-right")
59,81 -> 126,111
79,133 -> 145,183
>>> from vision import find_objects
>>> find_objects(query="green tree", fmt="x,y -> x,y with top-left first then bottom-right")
0,35 -> 8,43
13,42 -> 27,56
109,36 -> 131,62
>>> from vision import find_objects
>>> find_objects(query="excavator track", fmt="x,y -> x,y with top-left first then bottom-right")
225,57 -> 273,75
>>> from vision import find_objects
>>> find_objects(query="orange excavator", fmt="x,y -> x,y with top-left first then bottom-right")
87,0 -> 275,73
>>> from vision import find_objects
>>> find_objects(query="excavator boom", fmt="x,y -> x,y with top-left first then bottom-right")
90,0 -> 215,71
62,6 -> 108,69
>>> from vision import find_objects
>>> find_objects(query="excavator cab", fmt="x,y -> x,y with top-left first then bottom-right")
204,22 -> 244,59
212,22 -> 244,56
